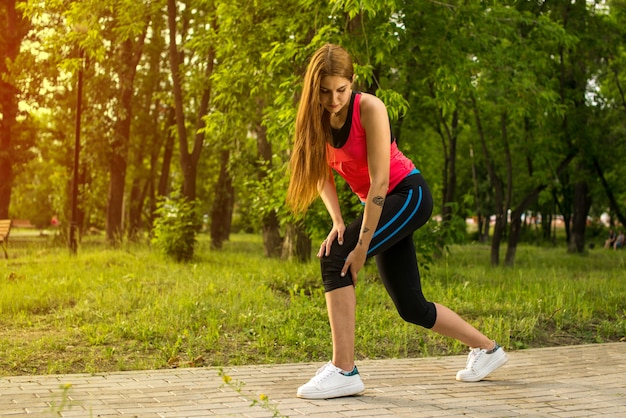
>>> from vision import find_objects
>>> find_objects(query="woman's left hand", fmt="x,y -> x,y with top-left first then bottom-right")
341,245 -> 367,286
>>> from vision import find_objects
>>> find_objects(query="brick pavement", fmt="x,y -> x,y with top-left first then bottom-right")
1,342 -> 625,417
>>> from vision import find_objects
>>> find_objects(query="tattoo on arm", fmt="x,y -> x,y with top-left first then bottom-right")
358,227 -> 370,247
372,196 -> 384,207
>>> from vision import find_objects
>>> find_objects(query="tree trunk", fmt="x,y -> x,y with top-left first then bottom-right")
127,175 -> 147,242
591,156 -> 626,227
429,81 -> 458,222
210,150 -> 234,249
491,214 -> 505,265
127,157 -> 144,241
440,109 -> 458,222
0,0 -> 28,218
262,210 -> 283,258
281,221 -> 311,262
506,211 -> 528,267
471,94 -> 505,266
106,153 -> 127,244
167,0 -> 214,204
480,215 -> 490,243
558,179 -> 574,245
254,104 -> 282,257
129,37 -> 163,242
506,191 -> 543,266
146,106 -> 175,236
158,107 -> 176,198
106,34 -> 145,245
541,211 -> 552,242
469,143 -> 489,242
501,112 -> 513,217
505,152 -> 576,265
0,91 -> 15,218
562,212 -> 572,244
568,179 -> 591,253
166,1 -> 216,261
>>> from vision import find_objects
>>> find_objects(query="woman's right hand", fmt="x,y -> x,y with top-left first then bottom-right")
317,222 -> 345,258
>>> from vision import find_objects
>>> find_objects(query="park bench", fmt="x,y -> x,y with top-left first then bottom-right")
0,219 -> 36,258
0,219 -> 11,259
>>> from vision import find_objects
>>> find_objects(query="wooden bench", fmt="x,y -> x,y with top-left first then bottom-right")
0,219 -> 11,259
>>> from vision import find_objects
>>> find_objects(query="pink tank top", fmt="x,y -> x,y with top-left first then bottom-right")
326,93 -> 416,202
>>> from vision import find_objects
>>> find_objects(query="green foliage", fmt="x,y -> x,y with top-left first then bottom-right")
151,194 -> 200,262
8,0 -> 626,268
413,215 -> 468,271
375,88 -> 409,121
412,220 -> 444,270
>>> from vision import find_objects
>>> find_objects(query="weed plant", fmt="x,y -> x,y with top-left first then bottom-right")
0,232 -> 624,376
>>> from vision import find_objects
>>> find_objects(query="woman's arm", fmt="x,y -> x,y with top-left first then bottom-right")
318,172 -> 346,257
341,94 -> 391,284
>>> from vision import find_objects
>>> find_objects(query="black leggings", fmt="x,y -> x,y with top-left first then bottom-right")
320,173 -> 437,329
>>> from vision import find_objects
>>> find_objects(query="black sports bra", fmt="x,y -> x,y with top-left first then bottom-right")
330,91 -> 395,148
330,91 -> 357,148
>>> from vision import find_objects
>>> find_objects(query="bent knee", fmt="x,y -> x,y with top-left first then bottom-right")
320,253 -> 353,292
397,301 -> 437,329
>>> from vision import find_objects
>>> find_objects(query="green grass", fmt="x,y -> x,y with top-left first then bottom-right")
1,232 -> 625,377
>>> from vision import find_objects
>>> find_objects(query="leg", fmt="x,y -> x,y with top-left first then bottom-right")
376,235 -> 507,381
297,284 -> 364,399
375,235 -> 437,328
325,285 -> 356,371
296,215 -> 364,399
297,174 -> 432,399
430,303 -> 493,350
377,238 -> 493,349
318,174 -> 433,369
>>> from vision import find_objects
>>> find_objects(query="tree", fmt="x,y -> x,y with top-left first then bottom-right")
105,2 -> 150,244
397,0 -> 468,227
0,0 -> 31,218
588,0 -> 626,228
208,0 -> 336,257
167,0 -> 214,204
127,9 -> 173,241
466,3 -> 575,265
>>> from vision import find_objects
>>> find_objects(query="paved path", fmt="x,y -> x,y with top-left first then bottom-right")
1,342 -> 625,417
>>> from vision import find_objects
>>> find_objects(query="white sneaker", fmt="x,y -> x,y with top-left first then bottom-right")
456,343 -> 508,382
296,361 -> 365,399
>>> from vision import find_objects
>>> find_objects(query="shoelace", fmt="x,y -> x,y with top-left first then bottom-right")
311,362 -> 341,384
464,348 -> 485,371
314,361 -> 332,376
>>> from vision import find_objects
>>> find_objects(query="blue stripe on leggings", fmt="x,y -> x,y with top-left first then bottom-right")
367,186 -> 423,255
372,189 -> 413,239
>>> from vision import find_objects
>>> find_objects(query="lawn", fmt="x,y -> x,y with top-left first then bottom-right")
1,231 -> 624,377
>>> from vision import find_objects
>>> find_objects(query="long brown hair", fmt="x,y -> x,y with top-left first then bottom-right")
286,44 -> 354,213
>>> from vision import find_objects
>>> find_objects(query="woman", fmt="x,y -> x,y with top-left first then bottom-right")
286,44 -> 507,400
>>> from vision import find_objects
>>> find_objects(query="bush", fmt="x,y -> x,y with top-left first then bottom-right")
151,195 -> 200,262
